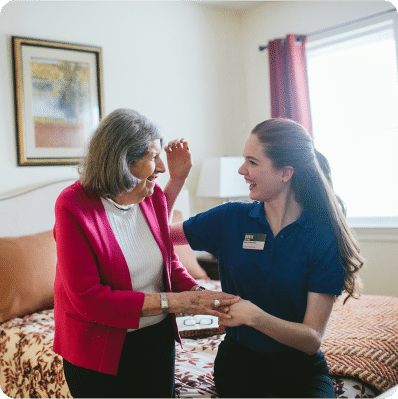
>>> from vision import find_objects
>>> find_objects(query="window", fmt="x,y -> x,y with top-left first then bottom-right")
306,14 -> 398,227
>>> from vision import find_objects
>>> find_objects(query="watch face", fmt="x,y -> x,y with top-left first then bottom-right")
160,293 -> 169,312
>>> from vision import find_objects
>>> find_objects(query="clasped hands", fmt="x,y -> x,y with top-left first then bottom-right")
182,290 -> 254,327
217,298 -> 255,327
177,290 -> 239,319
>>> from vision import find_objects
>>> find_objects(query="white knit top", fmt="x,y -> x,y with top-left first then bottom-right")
101,197 -> 166,331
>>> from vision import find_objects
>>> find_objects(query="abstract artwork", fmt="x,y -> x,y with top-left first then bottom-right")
12,37 -> 104,165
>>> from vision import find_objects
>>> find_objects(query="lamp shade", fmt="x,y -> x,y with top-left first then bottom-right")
196,157 -> 248,198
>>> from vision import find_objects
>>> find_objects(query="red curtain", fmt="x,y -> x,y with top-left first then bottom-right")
268,34 -> 313,137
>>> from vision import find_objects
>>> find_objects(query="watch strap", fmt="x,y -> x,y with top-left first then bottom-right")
160,292 -> 169,313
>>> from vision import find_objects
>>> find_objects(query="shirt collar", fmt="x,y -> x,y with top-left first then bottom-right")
248,201 -> 267,223
248,201 -> 314,229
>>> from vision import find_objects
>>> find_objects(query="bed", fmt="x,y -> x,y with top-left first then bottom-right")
1,179 -> 397,398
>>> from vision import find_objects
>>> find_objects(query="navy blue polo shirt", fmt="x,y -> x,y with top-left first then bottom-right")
183,201 -> 344,354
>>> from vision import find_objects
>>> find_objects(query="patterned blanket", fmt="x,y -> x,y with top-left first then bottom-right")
321,294 -> 398,393
1,293 -> 396,398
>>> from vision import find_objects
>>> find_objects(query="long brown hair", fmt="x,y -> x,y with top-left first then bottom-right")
251,118 -> 363,303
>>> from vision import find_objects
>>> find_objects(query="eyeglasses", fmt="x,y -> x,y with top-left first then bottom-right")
183,316 -> 213,326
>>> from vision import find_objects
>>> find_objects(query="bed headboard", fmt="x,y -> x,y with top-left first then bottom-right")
0,179 -> 76,237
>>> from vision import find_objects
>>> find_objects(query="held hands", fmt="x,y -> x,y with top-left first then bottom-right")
217,299 -> 257,327
164,139 -> 193,181
171,290 -> 240,319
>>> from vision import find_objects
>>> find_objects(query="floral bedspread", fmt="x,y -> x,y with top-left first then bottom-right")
0,309 -> 379,398
0,310 -> 67,398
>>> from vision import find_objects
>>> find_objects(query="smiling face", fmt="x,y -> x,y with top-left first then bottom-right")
114,139 -> 165,204
238,134 -> 293,203
130,139 -> 166,199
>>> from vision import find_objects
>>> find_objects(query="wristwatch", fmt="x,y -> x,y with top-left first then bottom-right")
195,285 -> 206,291
160,292 -> 169,313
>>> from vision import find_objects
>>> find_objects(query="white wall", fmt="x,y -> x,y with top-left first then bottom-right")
0,1 -> 248,211
352,230 -> 398,297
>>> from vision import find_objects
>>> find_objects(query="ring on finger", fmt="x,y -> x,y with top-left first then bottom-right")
214,299 -> 221,308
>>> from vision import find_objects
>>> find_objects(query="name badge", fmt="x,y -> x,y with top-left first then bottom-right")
242,233 -> 267,250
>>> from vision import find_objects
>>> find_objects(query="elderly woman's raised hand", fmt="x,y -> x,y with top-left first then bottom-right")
164,139 -> 193,181
169,290 -> 240,319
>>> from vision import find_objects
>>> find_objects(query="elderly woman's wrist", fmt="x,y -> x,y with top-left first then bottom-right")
164,292 -> 179,314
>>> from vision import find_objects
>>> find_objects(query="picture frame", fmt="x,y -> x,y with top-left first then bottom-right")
12,36 -> 104,166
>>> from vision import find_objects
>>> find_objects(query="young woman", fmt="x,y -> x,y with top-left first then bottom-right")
171,118 -> 364,398
53,109 -> 239,398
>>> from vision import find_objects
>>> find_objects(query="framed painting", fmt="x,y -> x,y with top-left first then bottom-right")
12,36 -> 104,166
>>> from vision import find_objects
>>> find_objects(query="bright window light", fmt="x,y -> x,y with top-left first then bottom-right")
307,20 -> 398,224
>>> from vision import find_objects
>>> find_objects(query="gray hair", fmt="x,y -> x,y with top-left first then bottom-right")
79,108 -> 163,197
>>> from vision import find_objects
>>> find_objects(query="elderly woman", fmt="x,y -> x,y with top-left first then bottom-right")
53,109 -> 239,398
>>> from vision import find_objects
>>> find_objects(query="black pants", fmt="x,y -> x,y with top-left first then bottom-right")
214,334 -> 336,398
63,316 -> 176,398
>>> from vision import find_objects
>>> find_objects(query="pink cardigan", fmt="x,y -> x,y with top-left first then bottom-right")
53,181 -> 196,375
